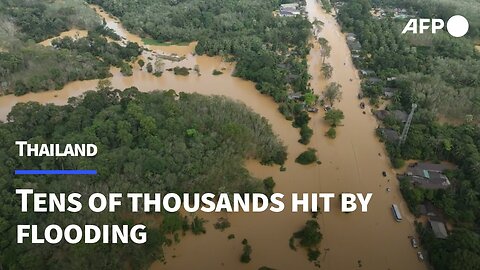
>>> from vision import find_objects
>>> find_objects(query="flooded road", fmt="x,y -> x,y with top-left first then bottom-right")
158,2 -> 427,269
0,2 -> 427,269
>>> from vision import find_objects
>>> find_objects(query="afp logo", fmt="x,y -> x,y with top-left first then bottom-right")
402,15 -> 469,37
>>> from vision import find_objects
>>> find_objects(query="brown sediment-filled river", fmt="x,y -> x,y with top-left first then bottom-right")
156,2 -> 427,269
0,1 -> 427,269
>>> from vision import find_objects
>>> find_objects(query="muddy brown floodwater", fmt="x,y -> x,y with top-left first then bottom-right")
0,1 -> 428,269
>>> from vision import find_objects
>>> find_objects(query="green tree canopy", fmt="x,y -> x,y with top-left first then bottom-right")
324,109 -> 345,127
323,82 -> 342,106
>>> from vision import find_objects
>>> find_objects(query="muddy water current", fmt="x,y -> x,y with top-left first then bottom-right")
0,2 -> 427,269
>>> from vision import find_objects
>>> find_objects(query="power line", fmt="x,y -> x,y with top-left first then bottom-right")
399,103 -> 417,145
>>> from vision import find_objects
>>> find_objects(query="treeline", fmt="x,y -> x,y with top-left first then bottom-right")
291,219 -> 323,266
416,225 -> 480,270
337,0 -> 479,119
52,34 -> 142,69
388,123 -> 480,222
86,0 -> 312,100
0,45 -> 110,95
337,1 -> 480,269
0,31 -> 141,96
0,88 -> 286,269
0,0 -> 100,42
372,0 -> 480,38
0,0 -> 142,96
85,0 -> 314,140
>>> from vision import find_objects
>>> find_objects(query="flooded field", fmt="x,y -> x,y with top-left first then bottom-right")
0,1 -> 427,269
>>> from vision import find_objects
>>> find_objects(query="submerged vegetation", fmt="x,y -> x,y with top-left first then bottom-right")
85,0 -> 314,141
326,127 -> 337,139
212,69 -> 223,75
324,109 -> 345,127
173,66 -> 190,76
320,0 -> 333,13
240,238 -> 252,263
213,218 -> 231,231
191,217 -> 207,235
295,148 -> 318,165
0,0 -> 142,96
292,219 -> 323,266
0,88 -> 286,269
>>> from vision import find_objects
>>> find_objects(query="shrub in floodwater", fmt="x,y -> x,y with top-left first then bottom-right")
292,220 -> 323,264
146,62 -> 153,73
295,148 -> 318,165
120,63 -> 133,76
293,220 -> 323,248
326,127 -> 336,139
173,66 -> 190,76
138,59 -> 145,69
212,69 -> 223,75
299,124 -> 313,144
213,218 -> 231,231
240,239 -> 252,263
182,216 -> 190,234
289,236 -> 296,251
308,248 -> 320,262
263,177 -> 276,196
191,216 -> 206,235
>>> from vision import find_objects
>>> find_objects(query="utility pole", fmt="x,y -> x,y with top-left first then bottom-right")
399,103 -> 417,145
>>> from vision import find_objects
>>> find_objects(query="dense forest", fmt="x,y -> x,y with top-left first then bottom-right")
0,88 -> 287,269
85,0 -> 315,139
0,0 -> 141,96
2,0 -> 315,141
336,1 -> 480,269
86,0 -> 312,100
0,0 -> 98,43
372,0 -> 480,38
337,0 -> 480,119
